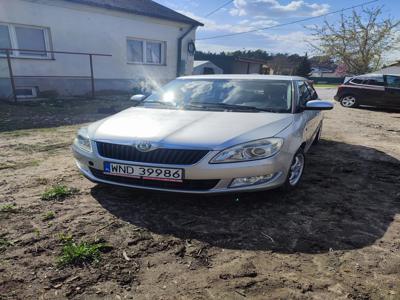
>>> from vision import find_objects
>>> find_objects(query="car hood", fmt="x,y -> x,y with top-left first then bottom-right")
88,107 -> 293,150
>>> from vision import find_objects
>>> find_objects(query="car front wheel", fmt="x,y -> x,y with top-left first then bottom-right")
281,148 -> 305,191
340,95 -> 358,108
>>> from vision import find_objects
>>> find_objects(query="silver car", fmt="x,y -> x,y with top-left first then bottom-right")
72,75 -> 333,193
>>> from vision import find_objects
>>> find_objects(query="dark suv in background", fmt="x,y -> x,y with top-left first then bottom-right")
334,74 -> 400,109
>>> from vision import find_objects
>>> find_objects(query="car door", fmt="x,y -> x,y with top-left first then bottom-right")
297,81 -> 318,145
361,76 -> 386,106
384,75 -> 400,108
347,76 -> 384,106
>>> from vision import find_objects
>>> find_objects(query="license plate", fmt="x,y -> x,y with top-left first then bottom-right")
104,162 -> 184,182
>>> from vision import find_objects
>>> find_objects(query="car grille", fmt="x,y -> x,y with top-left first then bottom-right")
96,142 -> 209,165
89,168 -> 219,191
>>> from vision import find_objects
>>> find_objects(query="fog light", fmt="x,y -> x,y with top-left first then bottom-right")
229,173 -> 276,188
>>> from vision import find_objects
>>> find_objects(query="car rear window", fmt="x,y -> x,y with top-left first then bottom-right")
351,76 -> 384,86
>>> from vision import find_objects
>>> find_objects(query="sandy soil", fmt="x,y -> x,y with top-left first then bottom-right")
0,88 -> 400,300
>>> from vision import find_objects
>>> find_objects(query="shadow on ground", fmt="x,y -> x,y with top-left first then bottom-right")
358,105 -> 400,113
92,140 -> 400,254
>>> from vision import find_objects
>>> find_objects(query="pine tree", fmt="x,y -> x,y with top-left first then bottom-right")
295,53 -> 312,77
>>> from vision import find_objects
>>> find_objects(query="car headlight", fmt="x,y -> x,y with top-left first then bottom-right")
210,138 -> 283,164
74,127 -> 92,152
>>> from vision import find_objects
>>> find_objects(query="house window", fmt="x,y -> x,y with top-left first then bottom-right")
127,40 -> 143,63
127,38 -> 165,65
15,26 -> 47,56
0,23 -> 51,58
146,41 -> 161,64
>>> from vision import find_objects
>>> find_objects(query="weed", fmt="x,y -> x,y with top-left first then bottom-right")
57,241 -> 108,267
58,232 -> 73,243
0,235 -> 13,252
41,185 -> 77,201
0,204 -> 17,213
34,228 -> 41,238
42,211 -> 55,221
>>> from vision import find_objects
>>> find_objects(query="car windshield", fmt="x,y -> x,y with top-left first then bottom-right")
139,79 -> 293,113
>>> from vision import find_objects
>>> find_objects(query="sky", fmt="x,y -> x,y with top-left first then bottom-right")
156,0 -> 400,62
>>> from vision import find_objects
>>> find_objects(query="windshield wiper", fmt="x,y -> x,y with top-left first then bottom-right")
185,102 -> 275,112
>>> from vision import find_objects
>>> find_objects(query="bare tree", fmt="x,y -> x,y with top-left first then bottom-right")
309,6 -> 400,74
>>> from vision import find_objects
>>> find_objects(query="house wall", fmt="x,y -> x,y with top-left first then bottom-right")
0,0 -> 197,98
310,71 -> 340,78
375,65 -> 400,75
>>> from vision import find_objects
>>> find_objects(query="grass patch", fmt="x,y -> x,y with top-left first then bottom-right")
42,211 -> 56,221
0,204 -> 18,213
57,240 -> 109,267
314,84 -> 339,88
41,185 -> 78,201
0,234 -> 13,253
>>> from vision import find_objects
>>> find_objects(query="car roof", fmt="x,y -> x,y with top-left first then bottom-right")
357,73 -> 400,77
178,74 -> 307,81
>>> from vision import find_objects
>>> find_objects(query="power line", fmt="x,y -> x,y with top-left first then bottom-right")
198,0 -> 379,40
204,0 -> 234,17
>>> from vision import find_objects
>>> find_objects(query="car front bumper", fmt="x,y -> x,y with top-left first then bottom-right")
72,143 -> 292,194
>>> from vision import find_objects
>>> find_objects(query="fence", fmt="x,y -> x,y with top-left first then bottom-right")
0,48 -> 112,102
309,77 -> 345,84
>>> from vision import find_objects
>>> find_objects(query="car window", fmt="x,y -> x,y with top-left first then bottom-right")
141,79 -> 293,113
386,75 -> 400,89
297,81 -> 312,104
351,76 -> 384,86
305,82 -> 318,100
365,78 -> 384,86
350,77 -> 365,84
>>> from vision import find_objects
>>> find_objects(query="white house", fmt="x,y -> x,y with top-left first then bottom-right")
310,67 -> 339,78
374,61 -> 400,75
0,0 -> 202,99
193,60 -> 223,75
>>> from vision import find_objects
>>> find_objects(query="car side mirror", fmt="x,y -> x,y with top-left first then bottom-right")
305,100 -> 334,110
130,94 -> 147,102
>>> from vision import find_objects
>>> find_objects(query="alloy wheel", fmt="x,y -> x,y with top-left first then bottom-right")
288,153 -> 305,186
341,96 -> 356,107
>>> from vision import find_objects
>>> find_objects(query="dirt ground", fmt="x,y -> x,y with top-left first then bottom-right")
0,89 -> 400,300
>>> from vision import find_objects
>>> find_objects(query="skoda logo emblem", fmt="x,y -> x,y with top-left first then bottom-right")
135,141 -> 153,152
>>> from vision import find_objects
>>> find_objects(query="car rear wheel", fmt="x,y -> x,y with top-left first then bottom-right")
340,95 -> 358,108
281,148 -> 305,191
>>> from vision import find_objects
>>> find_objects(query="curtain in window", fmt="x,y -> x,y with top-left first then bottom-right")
146,42 -> 161,64
127,40 -> 143,62
15,26 -> 47,56
0,25 -> 11,54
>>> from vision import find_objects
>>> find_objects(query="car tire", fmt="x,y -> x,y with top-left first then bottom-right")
280,148 -> 305,192
340,95 -> 358,108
